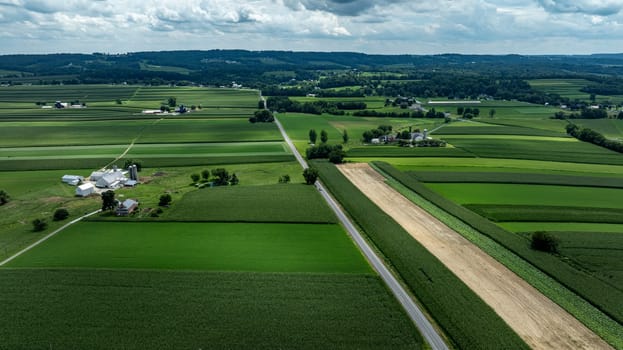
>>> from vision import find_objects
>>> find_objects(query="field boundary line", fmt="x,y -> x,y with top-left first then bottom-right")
0,209 -> 102,267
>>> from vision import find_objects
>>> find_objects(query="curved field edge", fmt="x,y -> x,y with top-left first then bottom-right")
313,161 -> 529,350
372,161 -> 623,349
0,269 -> 423,350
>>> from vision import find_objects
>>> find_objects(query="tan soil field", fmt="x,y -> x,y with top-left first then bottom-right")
338,163 -> 611,350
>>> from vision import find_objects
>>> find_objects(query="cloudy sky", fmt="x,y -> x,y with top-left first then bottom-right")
0,0 -> 622,55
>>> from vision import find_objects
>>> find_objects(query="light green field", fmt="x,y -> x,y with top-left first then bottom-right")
426,183 -> 623,209
499,222 -> 623,233
575,119 -> 623,141
6,221 -> 371,273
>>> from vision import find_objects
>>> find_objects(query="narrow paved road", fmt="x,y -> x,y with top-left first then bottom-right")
0,209 -> 102,266
273,116 -> 449,350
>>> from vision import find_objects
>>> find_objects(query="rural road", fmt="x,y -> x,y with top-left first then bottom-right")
0,209 -> 102,266
273,116 -> 449,350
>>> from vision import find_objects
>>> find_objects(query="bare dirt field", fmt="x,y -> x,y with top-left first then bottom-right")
338,163 -> 611,350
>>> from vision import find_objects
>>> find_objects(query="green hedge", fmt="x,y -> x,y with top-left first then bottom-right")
375,161 -> 623,327
314,160 -> 529,350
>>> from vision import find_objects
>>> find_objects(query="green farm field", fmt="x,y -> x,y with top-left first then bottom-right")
425,183 -> 623,208
499,222 -> 623,233
442,136 -> 623,165
6,221 -> 369,273
0,118 -> 282,147
0,269 -> 422,350
163,184 -> 337,223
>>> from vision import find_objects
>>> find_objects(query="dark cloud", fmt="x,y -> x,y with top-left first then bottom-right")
537,0 -> 623,16
286,0 -> 407,16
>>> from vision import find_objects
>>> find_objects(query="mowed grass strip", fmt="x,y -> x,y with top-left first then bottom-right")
164,184 -> 337,223
500,222 -> 623,234
466,204 -> 623,223
0,269 -> 422,350
6,222 -> 369,273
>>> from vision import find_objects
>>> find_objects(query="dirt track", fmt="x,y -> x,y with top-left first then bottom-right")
338,163 -> 611,350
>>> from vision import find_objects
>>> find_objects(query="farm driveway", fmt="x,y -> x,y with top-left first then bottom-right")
338,163 -> 611,350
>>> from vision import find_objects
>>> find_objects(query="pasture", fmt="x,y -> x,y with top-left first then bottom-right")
0,269 -> 422,350
6,221 -> 369,273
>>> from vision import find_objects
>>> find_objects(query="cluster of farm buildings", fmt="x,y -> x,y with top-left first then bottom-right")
62,165 -> 139,196
62,165 -> 141,216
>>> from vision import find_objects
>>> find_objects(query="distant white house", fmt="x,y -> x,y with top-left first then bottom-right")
76,183 -> 95,197
61,175 -> 84,186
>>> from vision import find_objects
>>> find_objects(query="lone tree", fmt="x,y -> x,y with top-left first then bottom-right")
168,96 -> 177,108
530,231 -> 560,253
53,208 -> 69,221
0,189 -> 9,205
320,130 -> 328,143
489,109 -> 496,118
249,110 -> 274,123
303,167 -> 319,185
278,174 -> 291,184
342,129 -> 349,144
32,218 -> 47,232
229,173 -> 239,186
159,193 -> 172,206
201,169 -> 211,181
309,129 -> 317,144
191,173 -> 200,183
212,168 -> 230,186
101,190 -> 116,211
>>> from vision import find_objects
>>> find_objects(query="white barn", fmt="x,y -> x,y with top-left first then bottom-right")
62,175 -> 84,186
76,183 -> 95,197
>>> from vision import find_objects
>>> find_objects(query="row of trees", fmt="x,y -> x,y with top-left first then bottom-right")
191,168 -> 239,186
266,96 -> 361,115
566,123 -> 623,153
552,108 -> 611,120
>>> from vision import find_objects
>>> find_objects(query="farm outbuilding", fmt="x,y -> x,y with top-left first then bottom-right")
62,175 -> 84,186
76,183 -> 95,197
116,199 -> 139,216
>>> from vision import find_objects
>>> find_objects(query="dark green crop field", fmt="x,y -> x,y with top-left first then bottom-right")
6,221 -> 369,273
443,137 -> 623,165
410,171 -> 623,187
164,184 -> 337,223
466,204 -> 623,224
0,269 -> 422,350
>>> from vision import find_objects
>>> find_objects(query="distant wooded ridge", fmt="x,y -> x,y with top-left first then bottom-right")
1,51 -> 622,103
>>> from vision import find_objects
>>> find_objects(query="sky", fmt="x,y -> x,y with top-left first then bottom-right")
0,0 -> 622,55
